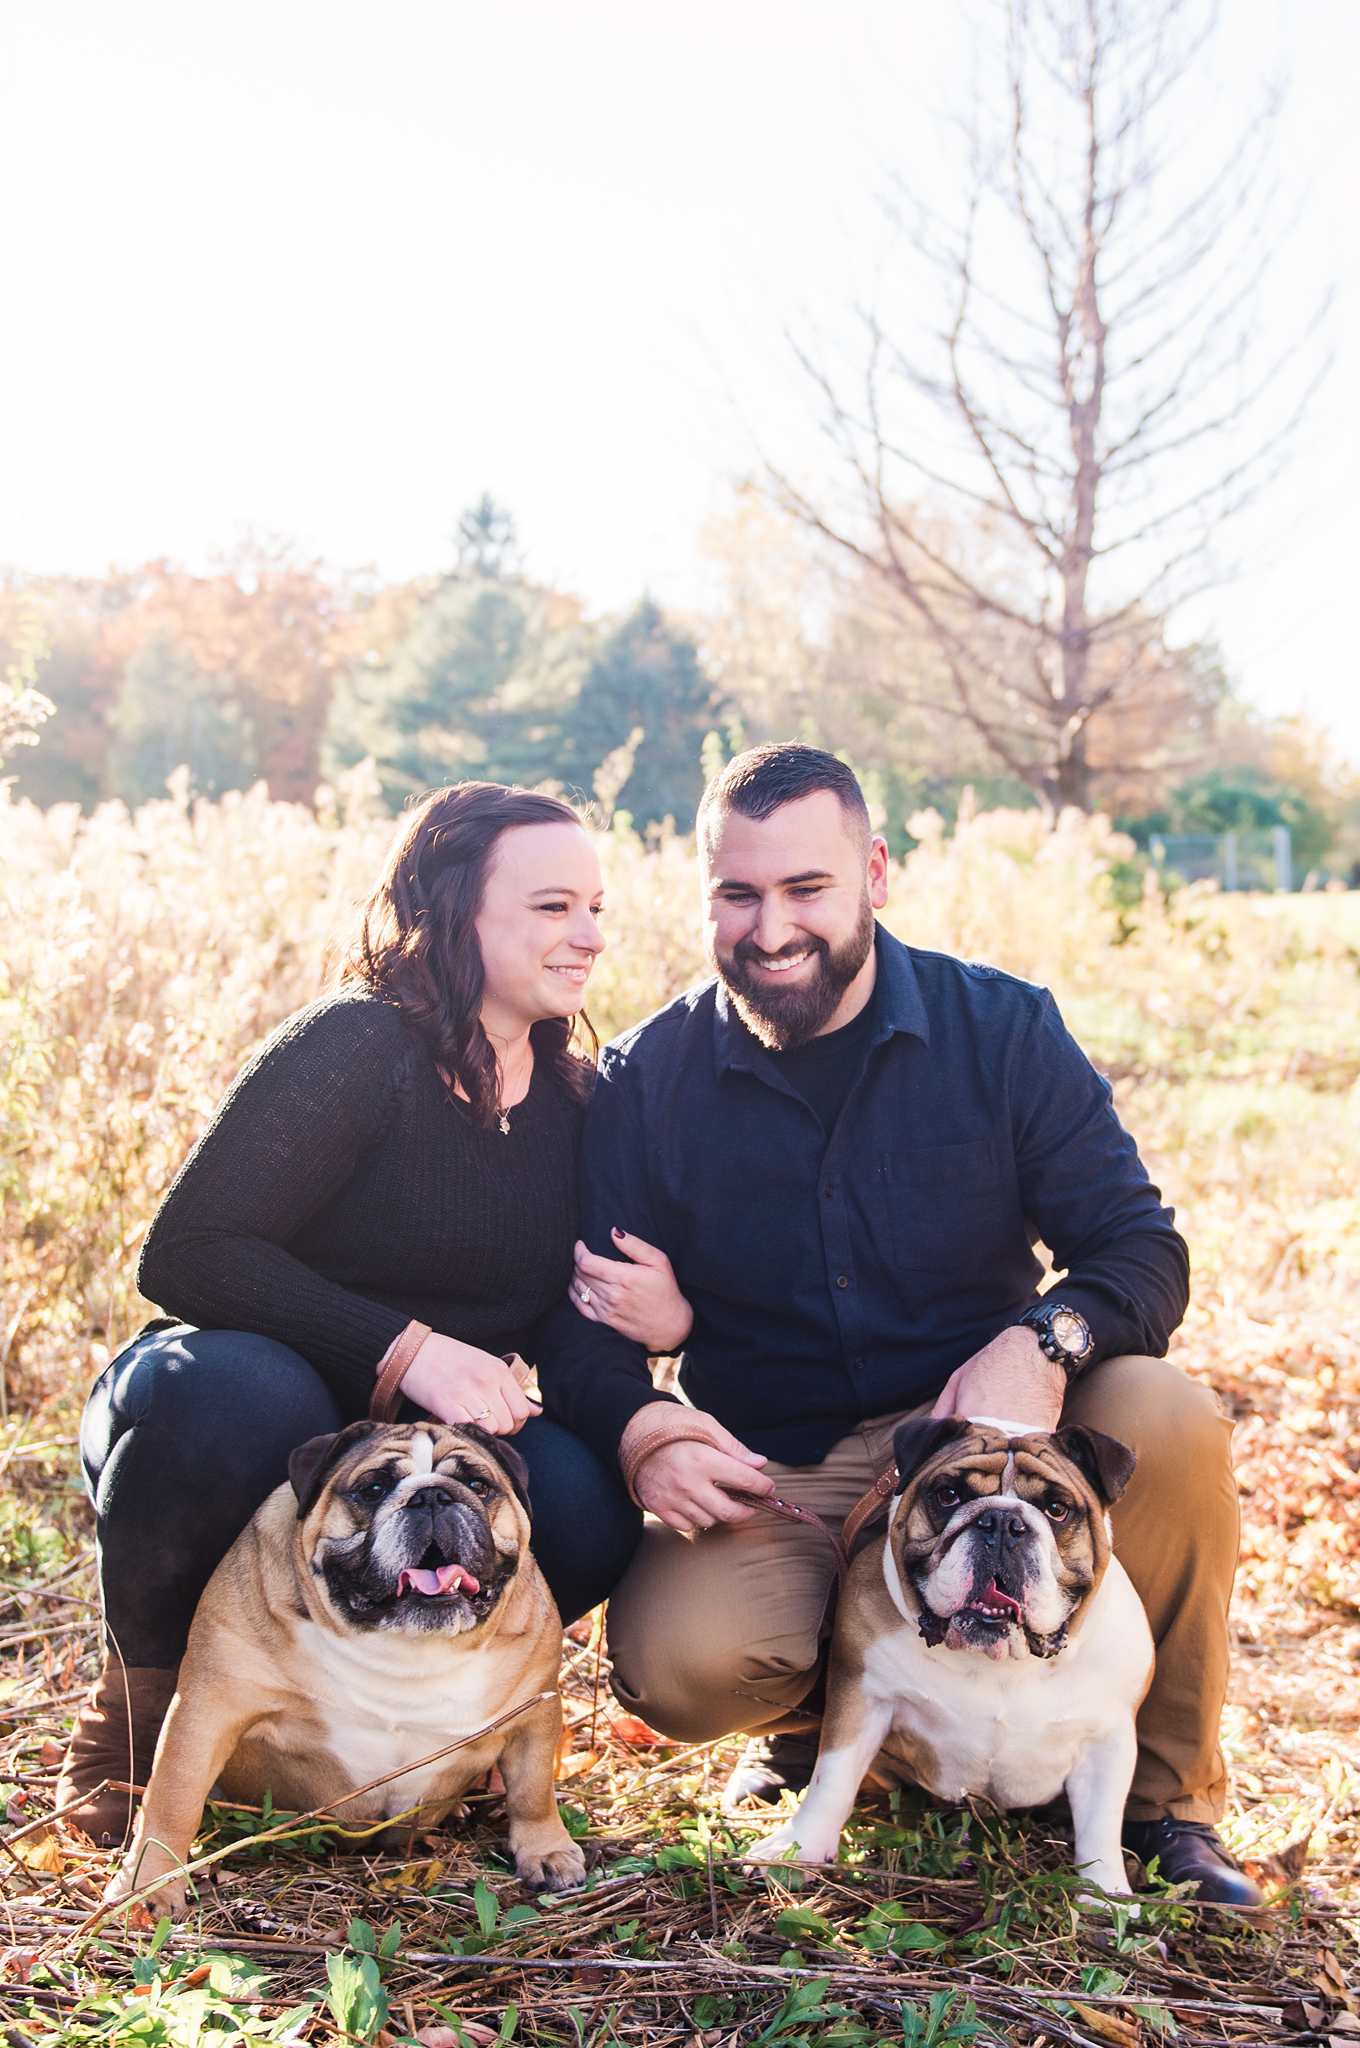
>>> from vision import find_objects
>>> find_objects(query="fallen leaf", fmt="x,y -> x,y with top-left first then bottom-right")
39,1739 -> 63,1768
555,1750 -> 600,1782
1319,1941 -> 1351,1990
12,1829 -> 63,1875
1246,1832 -> 1311,1885
608,1714 -> 668,1747
1329,2018 -> 1360,2037
418,2026 -> 496,2047
381,1859 -> 444,1891
1,1949 -> 36,1983
1069,2003 -> 1140,2047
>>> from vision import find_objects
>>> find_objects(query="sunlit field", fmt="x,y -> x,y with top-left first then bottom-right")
3,780 -> 1358,2042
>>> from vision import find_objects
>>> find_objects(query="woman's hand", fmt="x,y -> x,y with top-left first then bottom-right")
571,1230 -> 694,1352
619,1401 -> 773,1534
400,1332 -> 539,1435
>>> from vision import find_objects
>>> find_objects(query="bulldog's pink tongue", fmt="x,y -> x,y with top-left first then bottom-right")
976,1579 -> 1022,1622
397,1563 -> 479,1598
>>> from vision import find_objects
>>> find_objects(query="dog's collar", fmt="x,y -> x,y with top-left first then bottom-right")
965,1415 -> 1051,1436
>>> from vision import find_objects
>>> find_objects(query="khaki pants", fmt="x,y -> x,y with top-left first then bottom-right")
606,1355 -> 1237,1823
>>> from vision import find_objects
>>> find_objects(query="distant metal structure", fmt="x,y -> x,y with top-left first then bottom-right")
1148,827 -> 1293,891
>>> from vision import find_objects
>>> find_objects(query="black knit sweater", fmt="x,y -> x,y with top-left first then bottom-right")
137,991 -> 586,1419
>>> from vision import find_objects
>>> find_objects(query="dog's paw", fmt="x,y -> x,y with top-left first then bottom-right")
103,1868 -> 189,1921
102,1837 -> 191,1920
743,1826 -> 839,1869
513,1836 -> 587,1892
1077,1882 -> 1139,1914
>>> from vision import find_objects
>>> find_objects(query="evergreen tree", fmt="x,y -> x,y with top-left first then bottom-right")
107,631 -> 257,806
561,602 -> 717,831
323,573 -> 590,806
454,495 -> 519,579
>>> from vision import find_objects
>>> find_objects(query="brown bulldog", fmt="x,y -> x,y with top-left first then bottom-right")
106,1420 -> 584,1918
749,1414 -> 1154,1897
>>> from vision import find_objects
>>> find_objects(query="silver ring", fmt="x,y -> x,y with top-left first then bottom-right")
579,1285 -> 591,1305
471,1404 -> 492,1421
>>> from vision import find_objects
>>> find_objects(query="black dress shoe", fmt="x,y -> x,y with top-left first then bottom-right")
1122,1818 -> 1265,1906
721,1732 -> 821,1812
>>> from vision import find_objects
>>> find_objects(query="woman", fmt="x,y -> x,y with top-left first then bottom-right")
59,781 -> 645,1845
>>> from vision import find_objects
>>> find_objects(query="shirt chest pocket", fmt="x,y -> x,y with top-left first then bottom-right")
880,1140 -> 1012,1271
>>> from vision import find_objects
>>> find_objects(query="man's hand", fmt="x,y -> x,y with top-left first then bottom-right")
931,1323 -> 1066,1433
620,1401 -> 773,1534
400,1332 -> 540,1436
571,1231 -> 695,1353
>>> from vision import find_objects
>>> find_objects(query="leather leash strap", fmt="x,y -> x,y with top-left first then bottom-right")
726,1462 -> 901,1590
370,1329 -> 534,1426
725,1490 -> 852,1587
839,1462 -> 901,1557
621,1407 -> 901,1591
370,1321 -> 433,1423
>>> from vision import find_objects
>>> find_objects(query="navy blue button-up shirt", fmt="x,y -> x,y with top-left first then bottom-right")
535,927 -> 1188,1468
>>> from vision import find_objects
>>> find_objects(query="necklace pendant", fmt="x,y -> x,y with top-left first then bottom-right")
498,1112 -> 511,1136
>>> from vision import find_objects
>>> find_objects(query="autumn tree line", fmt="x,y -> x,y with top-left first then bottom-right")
0,489 -> 1347,875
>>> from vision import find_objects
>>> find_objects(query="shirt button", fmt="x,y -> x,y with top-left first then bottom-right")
836,1274 -> 849,1289
853,1357 -> 865,1371
823,1184 -> 835,1199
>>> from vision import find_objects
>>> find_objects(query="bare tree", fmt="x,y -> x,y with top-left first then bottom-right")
768,0 -> 1322,815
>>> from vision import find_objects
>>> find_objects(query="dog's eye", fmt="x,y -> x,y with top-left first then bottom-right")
467,1476 -> 492,1498
354,1476 -> 391,1502
1043,1496 -> 1071,1523
934,1483 -> 961,1510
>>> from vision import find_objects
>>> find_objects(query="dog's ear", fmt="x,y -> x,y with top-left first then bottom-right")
891,1415 -> 972,1493
1053,1424 -> 1137,1507
460,1425 -> 533,1520
289,1421 -> 380,1521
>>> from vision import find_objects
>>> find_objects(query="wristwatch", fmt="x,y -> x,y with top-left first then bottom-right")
1018,1301 -> 1094,1379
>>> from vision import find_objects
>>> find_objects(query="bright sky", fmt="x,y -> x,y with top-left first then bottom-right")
0,1 -> 1355,751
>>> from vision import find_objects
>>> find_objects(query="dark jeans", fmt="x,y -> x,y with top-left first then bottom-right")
81,1323 -> 643,1666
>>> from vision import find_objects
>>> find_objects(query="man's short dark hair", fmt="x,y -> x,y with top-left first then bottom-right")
697,743 -> 871,845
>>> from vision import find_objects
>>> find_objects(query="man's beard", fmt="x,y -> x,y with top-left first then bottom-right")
710,894 -> 876,1052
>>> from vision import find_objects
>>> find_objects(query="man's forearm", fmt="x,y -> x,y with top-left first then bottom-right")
1048,1224 -> 1191,1365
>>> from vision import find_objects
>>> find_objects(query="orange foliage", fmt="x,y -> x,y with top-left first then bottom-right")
127,542 -> 347,802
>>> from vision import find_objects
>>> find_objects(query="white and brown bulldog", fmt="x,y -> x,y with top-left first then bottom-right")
106,1420 -> 584,1918
748,1415 -> 1154,1897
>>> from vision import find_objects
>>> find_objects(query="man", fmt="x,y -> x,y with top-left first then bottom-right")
537,743 -> 1256,1905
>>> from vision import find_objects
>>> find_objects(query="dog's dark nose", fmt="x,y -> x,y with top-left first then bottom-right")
976,1510 -> 1029,1544
405,1484 -> 454,1512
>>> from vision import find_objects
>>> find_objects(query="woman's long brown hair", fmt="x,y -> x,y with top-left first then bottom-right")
340,782 -> 597,1125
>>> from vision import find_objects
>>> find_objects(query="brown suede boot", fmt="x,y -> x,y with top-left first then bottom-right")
54,1658 -> 180,1847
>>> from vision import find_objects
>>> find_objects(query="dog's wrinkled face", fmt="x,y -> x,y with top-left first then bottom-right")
287,1421 -> 532,1636
886,1416 -> 1136,1663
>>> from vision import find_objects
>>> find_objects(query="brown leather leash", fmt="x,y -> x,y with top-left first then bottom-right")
726,1460 -> 901,1590
619,1414 -> 901,1590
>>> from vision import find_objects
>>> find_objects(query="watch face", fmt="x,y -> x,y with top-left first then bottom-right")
1050,1309 -> 1090,1357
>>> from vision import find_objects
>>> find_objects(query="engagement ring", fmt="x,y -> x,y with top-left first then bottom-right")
472,1404 -> 492,1421
579,1285 -> 591,1304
